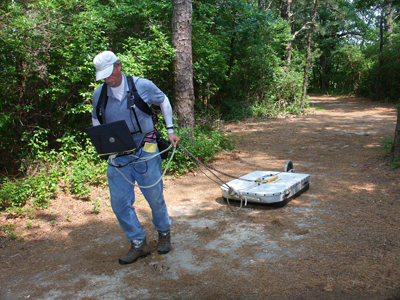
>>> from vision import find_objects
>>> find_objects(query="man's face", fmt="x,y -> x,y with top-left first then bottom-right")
104,64 -> 122,87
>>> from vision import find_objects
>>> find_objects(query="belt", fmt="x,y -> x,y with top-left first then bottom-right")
116,150 -> 137,158
140,128 -> 157,148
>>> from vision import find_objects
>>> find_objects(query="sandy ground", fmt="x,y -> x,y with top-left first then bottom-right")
1,95 -> 399,300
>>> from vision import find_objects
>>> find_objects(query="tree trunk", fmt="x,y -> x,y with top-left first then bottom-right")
320,54 -> 326,92
226,29 -> 237,79
172,0 -> 195,134
385,0 -> 394,34
389,102 -> 400,166
285,41 -> 293,65
281,0 -> 293,65
375,13 -> 384,101
17,55 -> 26,107
385,0 -> 394,46
301,0 -> 319,108
302,28 -> 313,108
280,0 -> 291,22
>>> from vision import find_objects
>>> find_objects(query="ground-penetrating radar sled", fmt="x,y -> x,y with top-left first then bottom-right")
220,160 -> 310,208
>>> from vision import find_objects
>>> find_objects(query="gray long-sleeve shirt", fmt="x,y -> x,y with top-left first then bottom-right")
92,72 -> 172,146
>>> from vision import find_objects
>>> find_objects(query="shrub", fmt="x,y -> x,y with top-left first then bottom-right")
0,178 -> 32,210
161,124 -> 234,175
1,120 -> 233,211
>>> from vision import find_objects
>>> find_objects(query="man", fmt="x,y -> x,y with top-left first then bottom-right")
91,51 -> 180,265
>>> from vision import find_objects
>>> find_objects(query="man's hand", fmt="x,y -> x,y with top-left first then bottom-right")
168,132 -> 180,147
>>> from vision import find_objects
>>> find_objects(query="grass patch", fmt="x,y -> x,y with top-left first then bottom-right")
311,104 -> 325,110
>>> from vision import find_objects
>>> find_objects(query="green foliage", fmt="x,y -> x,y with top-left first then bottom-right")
161,124 -> 234,175
251,103 -> 275,119
0,119 -> 233,212
0,165 -> 60,211
2,224 -> 23,241
358,26 -> 400,102
120,27 -> 175,91
0,0 -> 100,172
29,169 -> 59,209
387,157 -> 400,169
69,159 -> 94,198
312,104 -> 326,111
309,0 -> 400,102
377,135 -> 399,168
270,68 -> 304,108
192,1 -> 303,120
1,0 -> 314,175
218,66 -> 305,121
92,198 -> 101,215
0,129 -> 108,211
66,213 -> 72,222
380,136 -> 394,155
311,44 -> 368,95
22,127 -> 52,161
69,154 -> 104,198
56,132 -> 107,197
0,178 -> 32,210
5,0 -> 398,213
221,101 -> 254,122
26,219 -> 32,229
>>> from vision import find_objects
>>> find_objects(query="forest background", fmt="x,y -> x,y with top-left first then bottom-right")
0,0 -> 399,212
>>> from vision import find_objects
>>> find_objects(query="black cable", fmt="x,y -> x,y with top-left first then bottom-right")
178,144 -> 280,184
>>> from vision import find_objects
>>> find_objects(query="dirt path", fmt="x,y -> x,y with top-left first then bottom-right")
1,95 -> 399,300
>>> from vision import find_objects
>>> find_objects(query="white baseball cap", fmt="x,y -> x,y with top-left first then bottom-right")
93,51 -> 119,81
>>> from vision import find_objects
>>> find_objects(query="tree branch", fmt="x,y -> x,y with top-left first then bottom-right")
291,21 -> 313,40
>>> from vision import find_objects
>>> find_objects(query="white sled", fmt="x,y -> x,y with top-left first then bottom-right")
221,161 -> 310,207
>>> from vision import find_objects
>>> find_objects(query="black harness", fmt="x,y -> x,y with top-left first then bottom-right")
95,76 -> 170,160
96,76 -> 157,132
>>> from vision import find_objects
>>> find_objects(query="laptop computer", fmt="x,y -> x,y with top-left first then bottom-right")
86,120 -> 137,159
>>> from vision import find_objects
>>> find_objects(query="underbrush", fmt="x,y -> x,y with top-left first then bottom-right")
376,135 -> 399,169
0,124 -> 233,214
0,135 -> 107,214
221,98 -> 309,122
160,125 -> 234,176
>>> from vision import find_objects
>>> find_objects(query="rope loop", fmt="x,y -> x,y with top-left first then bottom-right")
107,142 -> 260,212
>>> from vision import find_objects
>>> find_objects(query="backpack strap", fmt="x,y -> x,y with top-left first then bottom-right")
126,76 -> 159,125
95,76 -> 158,127
126,76 -> 153,115
96,83 -> 108,124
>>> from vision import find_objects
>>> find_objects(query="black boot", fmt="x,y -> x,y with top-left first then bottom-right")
157,230 -> 171,255
119,238 -> 150,265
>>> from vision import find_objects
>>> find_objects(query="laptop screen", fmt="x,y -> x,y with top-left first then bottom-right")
86,120 -> 137,159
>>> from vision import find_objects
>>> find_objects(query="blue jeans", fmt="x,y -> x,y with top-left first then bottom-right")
107,143 -> 172,242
